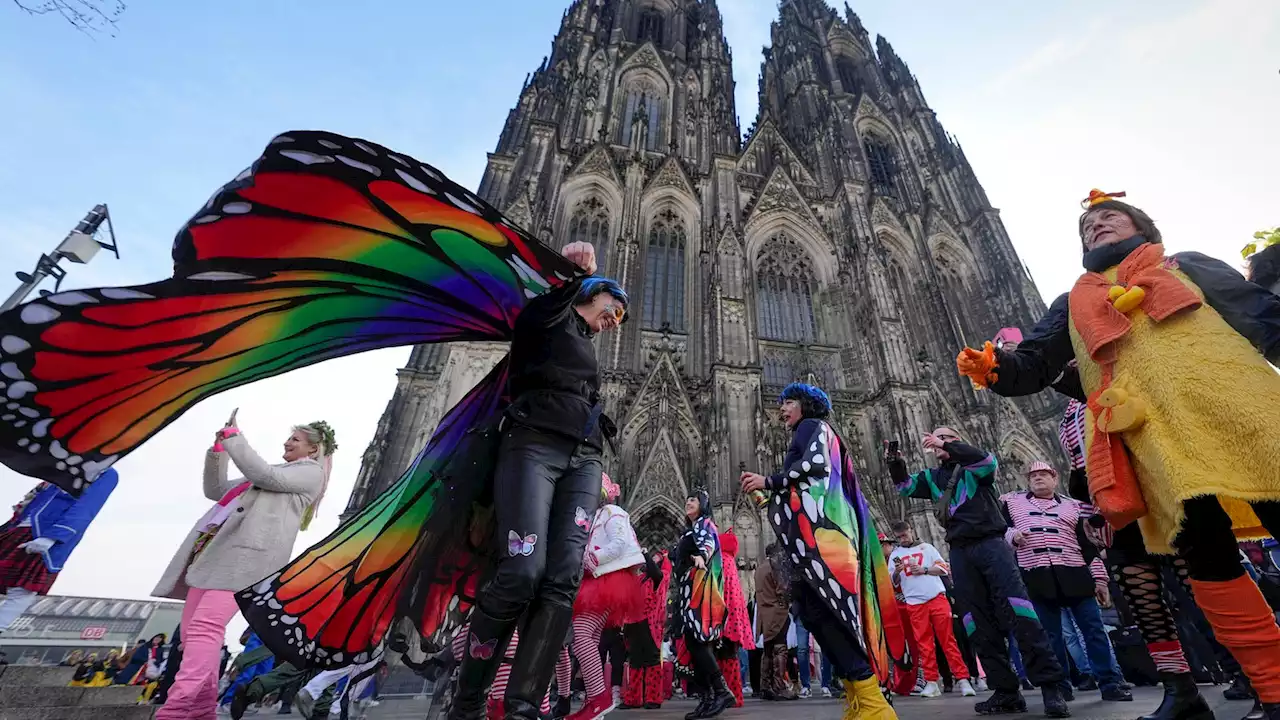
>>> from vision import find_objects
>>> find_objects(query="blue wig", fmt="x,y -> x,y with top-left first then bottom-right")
779,382 -> 832,420
576,276 -> 629,311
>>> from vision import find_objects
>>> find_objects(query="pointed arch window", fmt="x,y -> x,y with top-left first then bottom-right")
619,86 -> 663,151
864,135 -> 899,198
836,57 -> 860,94
642,208 -> 686,332
755,233 -> 817,343
568,196 -> 611,268
637,8 -> 665,46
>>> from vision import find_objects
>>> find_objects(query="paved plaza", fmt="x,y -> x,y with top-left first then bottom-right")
366,685 -> 1252,720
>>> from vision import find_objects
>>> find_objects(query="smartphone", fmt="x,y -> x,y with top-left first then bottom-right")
887,440 -> 900,455
226,408 -> 238,427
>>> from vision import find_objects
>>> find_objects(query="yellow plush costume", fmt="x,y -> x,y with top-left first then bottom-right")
1069,263 -> 1280,553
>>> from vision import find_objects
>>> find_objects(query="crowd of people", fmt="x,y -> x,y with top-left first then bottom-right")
1,126 -> 1279,720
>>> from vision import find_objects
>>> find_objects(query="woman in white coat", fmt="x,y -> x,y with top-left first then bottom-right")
566,474 -> 646,720
153,418 -> 335,720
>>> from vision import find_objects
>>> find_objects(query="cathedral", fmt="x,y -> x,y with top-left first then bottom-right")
342,0 -> 1066,559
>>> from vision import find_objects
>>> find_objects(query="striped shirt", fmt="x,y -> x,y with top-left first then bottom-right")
1000,491 -> 1107,602
1059,400 -> 1087,470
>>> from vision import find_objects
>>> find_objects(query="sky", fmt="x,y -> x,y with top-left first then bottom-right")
0,0 -> 1275,648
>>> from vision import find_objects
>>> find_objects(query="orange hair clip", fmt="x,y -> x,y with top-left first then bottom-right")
1081,189 -> 1127,209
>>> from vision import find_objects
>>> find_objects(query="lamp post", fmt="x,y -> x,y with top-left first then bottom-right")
1,205 -> 119,312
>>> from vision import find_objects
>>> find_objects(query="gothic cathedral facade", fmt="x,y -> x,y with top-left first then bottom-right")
342,0 -> 1065,558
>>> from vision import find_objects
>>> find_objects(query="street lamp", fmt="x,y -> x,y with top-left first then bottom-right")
1,205 -> 119,312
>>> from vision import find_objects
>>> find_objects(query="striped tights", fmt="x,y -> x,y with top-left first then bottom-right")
571,612 -> 610,698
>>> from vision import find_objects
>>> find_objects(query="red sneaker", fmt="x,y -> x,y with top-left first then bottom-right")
567,692 -> 617,720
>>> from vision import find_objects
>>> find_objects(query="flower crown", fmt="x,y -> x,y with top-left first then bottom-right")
305,420 -> 338,454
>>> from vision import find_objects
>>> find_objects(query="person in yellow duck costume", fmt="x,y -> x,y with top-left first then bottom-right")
958,190 -> 1280,720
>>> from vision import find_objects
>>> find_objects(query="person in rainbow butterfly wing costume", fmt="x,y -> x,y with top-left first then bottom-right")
739,383 -> 909,720
0,131 -> 633,720
958,189 -> 1280,720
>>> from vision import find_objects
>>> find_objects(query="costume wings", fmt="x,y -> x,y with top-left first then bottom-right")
0,130 -> 579,667
763,420 -> 908,684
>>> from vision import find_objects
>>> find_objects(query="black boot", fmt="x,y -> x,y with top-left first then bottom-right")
448,607 -> 518,720
685,694 -> 713,720
1261,701 -> 1280,720
1139,673 -> 1214,720
503,601 -> 574,720
1225,673 -> 1255,702
1042,684 -> 1071,718
1241,699 -> 1264,720
692,674 -> 734,719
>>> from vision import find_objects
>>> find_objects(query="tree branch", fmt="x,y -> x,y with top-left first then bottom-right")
11,0 -> 125,36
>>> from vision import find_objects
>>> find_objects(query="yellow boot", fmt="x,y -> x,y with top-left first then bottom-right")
844,677 -> 899,720
839,679 -> 860,720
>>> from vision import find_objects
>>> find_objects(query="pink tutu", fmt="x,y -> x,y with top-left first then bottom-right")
574,566 -> 645,625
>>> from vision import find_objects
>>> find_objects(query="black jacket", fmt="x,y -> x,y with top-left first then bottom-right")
991,251 -> 1280,401
505,278 -> 608,450
889,442 -> 1006,547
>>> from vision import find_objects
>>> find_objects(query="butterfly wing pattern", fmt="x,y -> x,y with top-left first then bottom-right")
0,130 -> 582,667
763,422 -> 907,685
0,130 -> 576,496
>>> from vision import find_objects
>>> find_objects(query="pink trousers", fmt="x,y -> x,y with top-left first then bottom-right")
156,587 -> 239,720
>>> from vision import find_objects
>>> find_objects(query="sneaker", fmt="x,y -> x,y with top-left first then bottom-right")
910,682 -> 925,696
567,692 -> 617,720
1075,676 -> 1097,692
920,681 -> 942,698
799,687 -> 811,699
821,687 -> 831,698
957,678 -> 977,697
743,686 -> 753,698
975,677 -> 989,693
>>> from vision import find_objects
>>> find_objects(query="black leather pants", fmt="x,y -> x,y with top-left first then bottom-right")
450,425 -> 601,720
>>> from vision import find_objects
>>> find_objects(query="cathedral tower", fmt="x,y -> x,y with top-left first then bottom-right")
343,0 -> 1064,556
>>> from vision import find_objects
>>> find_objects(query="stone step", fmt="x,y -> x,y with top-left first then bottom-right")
0,666 -> 75,688
0,705 -> 154,720
0,684 -> 143,708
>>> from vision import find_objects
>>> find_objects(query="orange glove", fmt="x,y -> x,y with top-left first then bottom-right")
956,342 -> 999,388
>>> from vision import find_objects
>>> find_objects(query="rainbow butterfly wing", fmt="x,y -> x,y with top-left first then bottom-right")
762,422 -> 907,685
0,130 -> 575,494
683,517 -> 726,643
237,357 -> 510,667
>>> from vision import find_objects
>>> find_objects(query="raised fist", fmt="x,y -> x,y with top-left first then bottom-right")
562,241 -> 597,275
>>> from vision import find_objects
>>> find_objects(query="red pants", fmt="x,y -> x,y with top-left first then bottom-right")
903,594 -> 970,683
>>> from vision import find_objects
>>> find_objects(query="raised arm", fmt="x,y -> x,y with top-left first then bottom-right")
221,433 -> 322,497
767,418 -> 827,491
203,450 -> 237,501
945,442 -> 998,486
958,293 -> 1077,398
518,277 -> 585,329
888,453 -> 942,501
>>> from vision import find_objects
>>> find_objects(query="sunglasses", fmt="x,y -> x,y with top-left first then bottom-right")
602,302 -> 626,323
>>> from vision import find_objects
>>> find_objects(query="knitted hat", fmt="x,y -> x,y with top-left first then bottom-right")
1026,460 -> 1058,478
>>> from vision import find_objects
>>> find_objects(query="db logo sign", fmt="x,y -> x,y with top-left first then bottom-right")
80,627 -> 107,640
